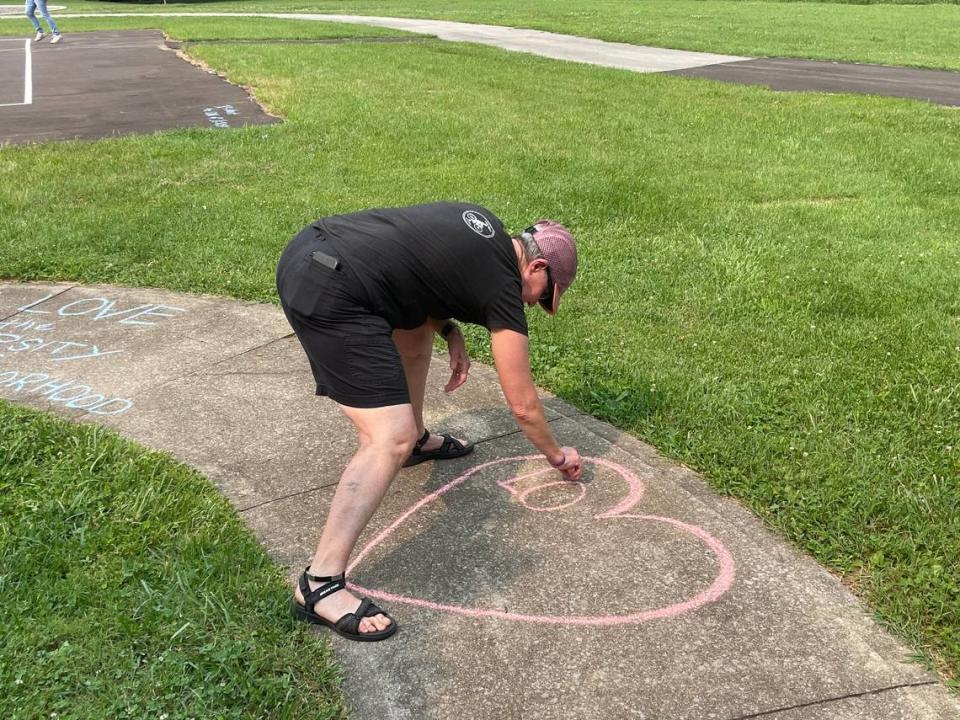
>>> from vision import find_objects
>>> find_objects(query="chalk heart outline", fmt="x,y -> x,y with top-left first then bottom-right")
348,455 -> 735,626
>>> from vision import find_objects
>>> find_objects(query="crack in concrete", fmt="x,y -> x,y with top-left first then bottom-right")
148,330 -> 296,391
722,680 -> 941,720
234,438 -> 540,515
238,480 -> 338,514
70,329 -> 296,424
199,369 -> 300,377
236,429 -> 528,514
0,284 -> 76,324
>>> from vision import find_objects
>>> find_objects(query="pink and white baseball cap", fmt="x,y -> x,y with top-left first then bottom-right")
525,220 -> 578,315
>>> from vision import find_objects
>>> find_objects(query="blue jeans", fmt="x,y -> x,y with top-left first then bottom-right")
25,0 -> 58,35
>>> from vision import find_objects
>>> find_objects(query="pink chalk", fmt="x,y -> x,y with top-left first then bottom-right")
348,455 -> 735,626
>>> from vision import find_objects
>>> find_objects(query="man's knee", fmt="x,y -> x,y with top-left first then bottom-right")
359,420 -> 418,460
392,324 -> 434,360
392,424 -> 420,457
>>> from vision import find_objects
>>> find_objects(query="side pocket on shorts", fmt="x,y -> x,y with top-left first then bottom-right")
343,332 -> 408,399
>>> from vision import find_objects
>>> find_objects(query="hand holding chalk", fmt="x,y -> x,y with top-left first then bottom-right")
550,446 -> 582,481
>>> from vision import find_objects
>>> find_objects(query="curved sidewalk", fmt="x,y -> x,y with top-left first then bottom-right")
2,281 -> 958,719
5,12 -> 960,106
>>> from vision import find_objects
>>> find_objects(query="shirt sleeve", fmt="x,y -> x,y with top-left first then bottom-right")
484,278 -> 528,335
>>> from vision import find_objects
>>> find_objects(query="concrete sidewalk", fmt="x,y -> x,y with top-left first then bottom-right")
1,281 -> 957,719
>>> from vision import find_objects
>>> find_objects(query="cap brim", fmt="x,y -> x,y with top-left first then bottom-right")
538,282 -> 561,315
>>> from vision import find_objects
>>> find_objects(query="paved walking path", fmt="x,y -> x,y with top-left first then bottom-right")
2,281 -> 958,719
4,12 -> 960,106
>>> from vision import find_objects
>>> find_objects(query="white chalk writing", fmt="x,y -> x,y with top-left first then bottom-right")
0,318 -> 55,332
18,293 -> 185,326
0,333 -> 121,362
1,290 -> 189,417
0,369 -> 133,415
203,104 -> 238,128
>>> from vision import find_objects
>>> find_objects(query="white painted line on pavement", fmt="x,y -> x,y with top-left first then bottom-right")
0,39 -> 31,107
24,38 -> 32,104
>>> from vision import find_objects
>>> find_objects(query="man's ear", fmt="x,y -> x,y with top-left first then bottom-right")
530,258 -> 549,273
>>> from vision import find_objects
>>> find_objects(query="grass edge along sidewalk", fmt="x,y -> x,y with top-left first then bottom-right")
0,400 -> 349,719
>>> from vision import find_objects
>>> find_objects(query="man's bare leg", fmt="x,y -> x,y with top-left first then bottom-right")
294,402 -> 417,634
393,324 -> 432,434
392,324 -> 465,452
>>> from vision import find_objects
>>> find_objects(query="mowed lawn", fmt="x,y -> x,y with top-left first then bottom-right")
1,5 -> 959,717
44,0 -> 960,71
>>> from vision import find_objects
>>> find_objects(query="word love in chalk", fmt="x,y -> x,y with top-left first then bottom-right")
0,333 -> 120,362
0,370 -> 132,415
348,456 -> 735,626
19,294 -> 185,326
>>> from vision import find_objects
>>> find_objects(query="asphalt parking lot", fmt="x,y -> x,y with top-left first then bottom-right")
670,57 -> 960,107
0,30 -> 278,145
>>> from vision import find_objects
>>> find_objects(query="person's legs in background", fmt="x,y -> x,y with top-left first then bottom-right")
24,0 -> 43,39
34,0 -> 59,41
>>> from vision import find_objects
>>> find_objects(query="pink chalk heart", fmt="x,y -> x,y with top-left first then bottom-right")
348,456 -> 735,626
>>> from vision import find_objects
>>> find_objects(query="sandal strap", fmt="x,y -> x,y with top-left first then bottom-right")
363,601 -> 386,618
413,428 -> 430,451
300,567 -> 347,607
335,610 -> 362,635
303,566 -> 344,583
333,598 -> 386,635
439,434 -> 467,453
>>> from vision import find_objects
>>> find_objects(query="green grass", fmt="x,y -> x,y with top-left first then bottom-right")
9,0 -> 960,70
1,14 -> 417,41
1,5 -> 959,711
0,402 -> 347,719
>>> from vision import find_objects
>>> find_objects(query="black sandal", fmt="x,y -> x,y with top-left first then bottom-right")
402,428 -> 474,468
291,567 -> 397,642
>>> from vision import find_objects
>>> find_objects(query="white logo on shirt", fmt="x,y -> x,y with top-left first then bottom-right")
462,210 -> 495,238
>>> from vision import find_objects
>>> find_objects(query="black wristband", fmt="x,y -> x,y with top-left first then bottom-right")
440,321 -> 457,340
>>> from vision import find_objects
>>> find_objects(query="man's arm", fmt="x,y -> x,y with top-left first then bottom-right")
428,318 -> 471,392
490,328 -> 582,480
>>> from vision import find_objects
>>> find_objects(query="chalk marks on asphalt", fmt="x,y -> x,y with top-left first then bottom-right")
203,103 -> 239,128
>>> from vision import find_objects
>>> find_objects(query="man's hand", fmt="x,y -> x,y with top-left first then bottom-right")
444,327 -> 471,392
550,446 -> 583,481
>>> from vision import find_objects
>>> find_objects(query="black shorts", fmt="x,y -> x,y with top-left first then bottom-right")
276,229 -> 410,409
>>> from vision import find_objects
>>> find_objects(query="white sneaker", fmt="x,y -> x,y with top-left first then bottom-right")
50,34 -> 61,44
34,31 -> 44,42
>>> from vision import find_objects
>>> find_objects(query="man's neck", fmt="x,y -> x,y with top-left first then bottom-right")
511,237 -> 525,270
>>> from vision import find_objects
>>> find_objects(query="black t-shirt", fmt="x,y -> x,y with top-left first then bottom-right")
313,202 -> 528,334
